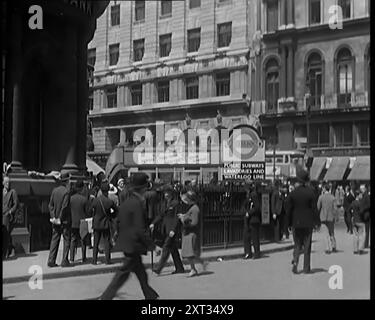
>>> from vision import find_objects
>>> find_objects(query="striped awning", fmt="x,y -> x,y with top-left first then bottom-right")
323,157 -> 349,181
310,157 -> 326,181
347,156 -> 371,181
86,157 -> 105,176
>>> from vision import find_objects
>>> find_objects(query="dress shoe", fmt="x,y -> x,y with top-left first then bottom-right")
353,251 -> 359,255
359,250 -> 366,255
47,262 -> 58,268
292,264 -> 298,274
171,269 -> 185,274
92,261 -> 97,265
252,254 -> 261,260
332,248 -> 337,253
187,269 -> 198,277
152,268 -> 161,275
325,250 -> 331,255
243,254 -> 252,260
61,261 -> 71,268
105,261 -> 113,265
303,269 -> 312,274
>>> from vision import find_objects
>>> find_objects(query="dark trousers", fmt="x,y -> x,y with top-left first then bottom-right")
155,236 -> 184,273
292,228 -> 313,272
3,222 -> 14,258
47,224 -> 71,265
101,253 -> 159,300
344,210 -> 353,233
93,229 -> 111,264
274,216 -> 283,242
70,228 -> 87,262
243,219 -> 261,257
364,220 -> 370,248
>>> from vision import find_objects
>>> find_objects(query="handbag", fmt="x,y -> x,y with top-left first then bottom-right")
98,198 -> 118,247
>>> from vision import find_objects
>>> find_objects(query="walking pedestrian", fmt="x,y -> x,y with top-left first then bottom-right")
3,175 -> 19,259
91,181 -> 118,265
286,170 -> 320,274
150,187 -> 185,275
47,173 -> 72,268
359,184 -> 370,248
271,181 -> 288,242
178,189 -> 207,277
243,182 -> 262,259
349,191 -> 366,255
317,184 -> 338,254
69,180 -> 89,264
343,185 -> 355,234
100,172 -> 159,300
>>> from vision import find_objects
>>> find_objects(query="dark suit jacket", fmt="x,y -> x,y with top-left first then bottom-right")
151,199 -> 180,235
70,193 -> 89,229
242,191 -> 261,225
285,184 -> 320,229
271,190 -> 286,216
116,192 -> 155,255
359,192 -> 370,222
2,188 -> 19,227
343,192 -> 355,212
48,185 -> 70,225
91,195 -> 118,230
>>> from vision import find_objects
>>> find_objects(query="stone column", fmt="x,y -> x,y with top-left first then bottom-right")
287,44 -> 294,98
280,46 -> 287,99
62,25 -> 79,174
287,0 -> 294,25
10,11 -> 25,172
280,0 -> 286,27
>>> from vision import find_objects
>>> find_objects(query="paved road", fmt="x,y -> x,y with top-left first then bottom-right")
3,223 -> 370,300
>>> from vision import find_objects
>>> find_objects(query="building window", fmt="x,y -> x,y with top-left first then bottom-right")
88,48 -> 96,67
307,52 -> 323,109
186,77 -> 199,99
187,28 -> 201,53
336,48 -> 353,108
216,73 -> 230,96
131,84 -> 142,106
88,92 -> 93,111
267,0 -> 278,32
157,81 -> 170,102
309,0 -> 321,24
310,124 -> 329,147
357,122 -> 370,146
217,22 -> 232,48
133,39 -> 145,62
111,4 -> 120,26
106,87 -> 117,109
161,1 -> 172,16
265,59 -> 279,113
189,0 -> 201,9
135,1 -> 145,21
159,34 -> 172,57
109,43 -> 119,66
338,0 -> 351,19
334,123 -> 353,147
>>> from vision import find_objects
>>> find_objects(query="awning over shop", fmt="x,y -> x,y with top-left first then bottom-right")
323,157 -> 349,181
107,163 -> 127,184
86,157 -> 105,176
310,157 -> 326,181
347,156 -> 371,181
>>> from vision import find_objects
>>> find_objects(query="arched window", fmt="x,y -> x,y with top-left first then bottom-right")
306,52 -> 323,109
336,48 -> 354,108
265,59 -> 279,113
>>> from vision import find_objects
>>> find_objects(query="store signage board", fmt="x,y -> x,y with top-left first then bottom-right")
223,162 -> 265,180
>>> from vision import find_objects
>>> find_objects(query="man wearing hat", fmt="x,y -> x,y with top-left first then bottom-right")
69,180 -> 89,263
286,169 -> 320,274
100,172 -> 159,300
149,186 -> 185,275
47,173 -> 72,268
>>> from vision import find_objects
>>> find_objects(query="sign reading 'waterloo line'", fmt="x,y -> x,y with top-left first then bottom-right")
223,162 -> 265,180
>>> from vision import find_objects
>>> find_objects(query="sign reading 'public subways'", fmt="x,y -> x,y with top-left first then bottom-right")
223,162 -> 265,180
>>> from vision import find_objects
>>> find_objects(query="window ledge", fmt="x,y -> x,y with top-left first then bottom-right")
217,46 -> 230,52
133,19 -> 145,25
187,51 -> 199,57
216,0 -> 232,8
160,13 -> 172,19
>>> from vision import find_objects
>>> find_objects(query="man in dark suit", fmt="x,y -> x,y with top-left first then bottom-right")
150,187 -> 185,275
100,173 -> 159,300
47,173 -> 72,268
359,184 -> 370,248
343,185 -> 355,234
243,182 -> 262,259
91,181 -> 118,265
286,170 -> 320,274
69,180 -> 89,263
271,181 -> 288,242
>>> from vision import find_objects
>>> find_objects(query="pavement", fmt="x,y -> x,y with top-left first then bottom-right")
3,238 -> 294,284
3,221 -> 370,300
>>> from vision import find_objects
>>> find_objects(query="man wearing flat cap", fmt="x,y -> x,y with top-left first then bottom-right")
101,172 -> 159,300
286,169 -> 320,274
47,173 -> 72,268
